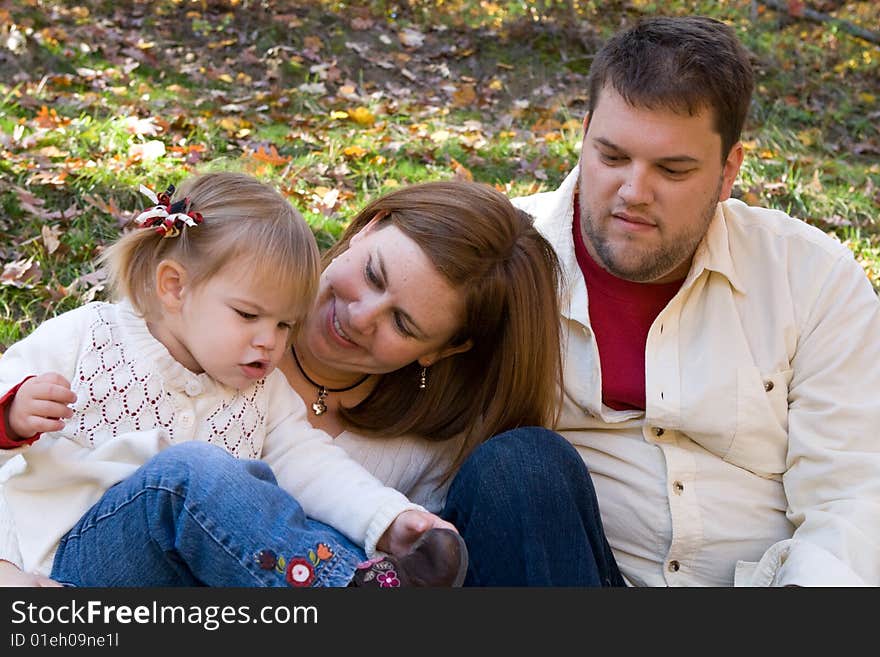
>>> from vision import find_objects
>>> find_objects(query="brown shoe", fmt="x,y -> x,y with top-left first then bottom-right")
351,528 -> 468,588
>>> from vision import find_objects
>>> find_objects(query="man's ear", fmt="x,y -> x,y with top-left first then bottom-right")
155,259 -> 189,312
581,111 -> 591,132
719,141 -> 745,202
418,339 -> 473,368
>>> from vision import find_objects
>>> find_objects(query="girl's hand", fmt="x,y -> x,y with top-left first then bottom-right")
377,510 -> 459,557
6,373 -> 76,440
0,560 -> 63,587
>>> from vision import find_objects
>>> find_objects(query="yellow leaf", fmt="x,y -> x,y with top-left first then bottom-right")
488,78 -> 504,91
303,36 -> 323,52
349,107 -> 375,127
217,73 -> 233,84
343,145 -> 367,158
330,110 -> 349,120
741,140 -> 758,151
796,130 -> 816,147
859,93 -> 876,105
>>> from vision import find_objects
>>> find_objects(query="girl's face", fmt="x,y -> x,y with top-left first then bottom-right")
300,222 -> 470,376
157,261 -> 297,390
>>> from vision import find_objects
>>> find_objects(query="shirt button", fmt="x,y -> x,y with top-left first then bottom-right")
668,560 -> 680,572
673,481 -> 684,494
179,414 -> 193,427
764,380 -> 774,392
653,427 -> 665,437
185,381 -> 201,396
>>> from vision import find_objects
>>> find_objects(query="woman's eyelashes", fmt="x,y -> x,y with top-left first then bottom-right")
364,257 -> 416,339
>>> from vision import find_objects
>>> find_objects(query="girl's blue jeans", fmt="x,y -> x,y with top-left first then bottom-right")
442,427 -> 625,587
51,427 -> 623,587
50,441 -> 365,587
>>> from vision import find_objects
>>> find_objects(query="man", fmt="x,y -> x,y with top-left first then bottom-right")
513,16 -> 880,586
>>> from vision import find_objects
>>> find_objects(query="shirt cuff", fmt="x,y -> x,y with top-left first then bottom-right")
0,377 -> 40,448
735,539 -> 868,587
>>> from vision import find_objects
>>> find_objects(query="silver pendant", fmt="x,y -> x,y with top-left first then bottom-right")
311,387 -> 328,416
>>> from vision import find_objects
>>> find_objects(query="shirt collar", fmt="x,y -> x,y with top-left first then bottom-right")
685,202 -> 747,295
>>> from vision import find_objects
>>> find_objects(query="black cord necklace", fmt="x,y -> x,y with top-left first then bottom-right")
291,345 -> 369,416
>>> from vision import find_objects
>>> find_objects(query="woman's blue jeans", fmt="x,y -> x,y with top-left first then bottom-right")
442,427 -> 624,587
50,442 -> 365,587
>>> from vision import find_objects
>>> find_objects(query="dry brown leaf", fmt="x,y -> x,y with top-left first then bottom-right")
1,258 -> 43,288
41,225 -> 62,255
452,84 -> 477,108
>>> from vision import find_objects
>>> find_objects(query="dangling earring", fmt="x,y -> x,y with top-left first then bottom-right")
418,366 -> 428,390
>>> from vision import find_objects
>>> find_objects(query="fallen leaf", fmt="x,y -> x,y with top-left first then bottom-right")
129,140 -> 166,162
451,158 -> 473,182
398,28 -> 425,49
251,144 -> 290,166
1,258 -> 43,288
452,84 -> 477,108
41,225 -> 62,255
342,145 -> 367,158
348,106 -> 375,127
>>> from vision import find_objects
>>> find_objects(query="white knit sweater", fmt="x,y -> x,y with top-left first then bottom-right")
0,301 -> 421,576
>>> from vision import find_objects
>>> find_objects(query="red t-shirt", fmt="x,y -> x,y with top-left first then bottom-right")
572,201 -> 683,411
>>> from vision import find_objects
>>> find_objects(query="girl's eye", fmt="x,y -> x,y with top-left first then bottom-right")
235,309 -> 257,320
278,322 -> 292,330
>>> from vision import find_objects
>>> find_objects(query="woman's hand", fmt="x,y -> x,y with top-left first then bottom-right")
0,560 -> 62,587
377,510 -> 459,557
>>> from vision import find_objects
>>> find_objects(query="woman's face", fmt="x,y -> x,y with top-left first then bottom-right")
301,221 -> 471,375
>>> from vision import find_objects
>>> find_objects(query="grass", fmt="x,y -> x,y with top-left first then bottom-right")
1,0 -> 878,350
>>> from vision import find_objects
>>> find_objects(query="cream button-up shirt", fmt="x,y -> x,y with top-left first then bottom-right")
514,167 -> 880,586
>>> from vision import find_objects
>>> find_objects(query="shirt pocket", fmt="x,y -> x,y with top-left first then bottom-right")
725,366 -> 792,479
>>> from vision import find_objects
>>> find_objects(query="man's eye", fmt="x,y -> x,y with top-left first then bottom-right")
600,153 -> 625,164
660,166 -> 691,177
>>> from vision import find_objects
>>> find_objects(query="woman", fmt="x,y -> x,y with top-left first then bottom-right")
281,181 -> 622,586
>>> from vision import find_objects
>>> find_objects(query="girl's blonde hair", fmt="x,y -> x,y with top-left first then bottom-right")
100,172 -> 319,331
324,181 -> 563,477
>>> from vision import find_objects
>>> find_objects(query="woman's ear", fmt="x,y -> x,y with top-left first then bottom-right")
155,259 -> 189,312
418,339 -> 473,368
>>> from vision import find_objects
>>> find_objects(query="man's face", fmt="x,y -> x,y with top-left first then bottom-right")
578,85 -> 743,283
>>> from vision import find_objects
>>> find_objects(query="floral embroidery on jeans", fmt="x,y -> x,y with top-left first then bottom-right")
286,558 -> 316,587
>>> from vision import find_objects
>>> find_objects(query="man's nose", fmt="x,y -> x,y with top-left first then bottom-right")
618,165 -> 653,206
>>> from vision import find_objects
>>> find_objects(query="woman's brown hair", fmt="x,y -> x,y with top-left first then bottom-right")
323,181 -> 563,474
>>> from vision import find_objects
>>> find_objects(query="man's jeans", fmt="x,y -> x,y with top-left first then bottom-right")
51,441 -> 364,587
443,427 -> 624,586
